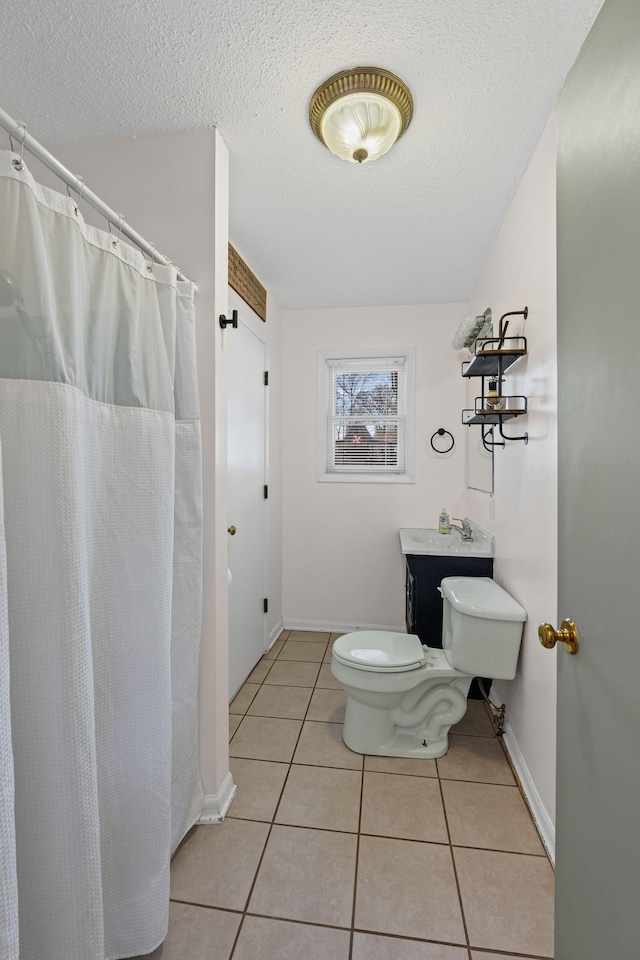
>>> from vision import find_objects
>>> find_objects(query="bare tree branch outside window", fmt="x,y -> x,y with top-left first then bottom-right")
334,370 -> 399,466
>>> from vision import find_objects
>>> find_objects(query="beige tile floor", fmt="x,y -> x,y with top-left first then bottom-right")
146,630 -> 555,960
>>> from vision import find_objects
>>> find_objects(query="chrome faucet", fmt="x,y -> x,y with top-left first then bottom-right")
450,518 -> 474,541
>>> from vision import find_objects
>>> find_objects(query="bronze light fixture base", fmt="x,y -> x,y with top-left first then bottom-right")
309,67 -> 414,162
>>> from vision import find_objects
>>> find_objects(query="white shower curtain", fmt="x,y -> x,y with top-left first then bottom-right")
0,150 -> 204,960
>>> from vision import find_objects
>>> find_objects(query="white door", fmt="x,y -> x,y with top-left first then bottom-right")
555,0 -> 639,955
227,291 -> 268,698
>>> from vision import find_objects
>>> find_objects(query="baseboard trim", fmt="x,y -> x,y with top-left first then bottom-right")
490,691 -> 555,864
267,619 -> 284,648
283,618 -> 405,634
197,772 -> 237,825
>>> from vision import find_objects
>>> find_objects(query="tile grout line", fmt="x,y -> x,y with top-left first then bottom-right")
325,632 -> 366,960
226,631 -> 296,959
226,811 -> 547,857
230,747 -> 526,790
351,925 -> 550,959
168,899 -> 551,960
348,733 -> 365,960
169,898 -> 241,916
227,632 -> 330,959
229,631 -> 312,742
229,638 -> 328,757
436,753 -> 473,960
225,680 -> 273,958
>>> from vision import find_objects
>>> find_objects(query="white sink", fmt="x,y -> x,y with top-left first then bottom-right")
398,524 -> 495,558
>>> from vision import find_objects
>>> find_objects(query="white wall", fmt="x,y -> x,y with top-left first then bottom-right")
465,114 -> 558,846
282,303 -> 467,630
38,130 -> 233,814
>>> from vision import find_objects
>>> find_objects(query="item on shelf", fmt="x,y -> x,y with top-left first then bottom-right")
451,308 -> 492,351
485,379 -> 504,410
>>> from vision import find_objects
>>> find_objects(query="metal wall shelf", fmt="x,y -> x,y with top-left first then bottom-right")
463,396 -> 528,425
462,336 -> 527,378
460,309 -> 529,446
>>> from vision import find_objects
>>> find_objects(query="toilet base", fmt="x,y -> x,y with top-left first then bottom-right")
343,725 -> 452,759
341,674 -> 473,759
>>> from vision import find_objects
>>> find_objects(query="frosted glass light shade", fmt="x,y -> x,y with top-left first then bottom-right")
451,309 -> 493,350
309,67 -> 413,165
321,93 -> 402,164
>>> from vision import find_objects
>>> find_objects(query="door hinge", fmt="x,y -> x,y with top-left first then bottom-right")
264,484 -> 268,499
264,370 -> 269,386
263,598 -> 268,614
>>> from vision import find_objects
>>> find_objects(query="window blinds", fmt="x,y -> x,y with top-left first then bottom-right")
325,356 -> 407,474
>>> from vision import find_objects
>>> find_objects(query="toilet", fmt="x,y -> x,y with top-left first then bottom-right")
331,577 -> 526,759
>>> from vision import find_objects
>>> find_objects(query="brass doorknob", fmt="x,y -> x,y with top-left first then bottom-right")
538,619 -> 579,655
227,525 -> 236,536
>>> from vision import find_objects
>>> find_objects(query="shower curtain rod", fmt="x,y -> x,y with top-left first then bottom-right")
0,105 -> 191,283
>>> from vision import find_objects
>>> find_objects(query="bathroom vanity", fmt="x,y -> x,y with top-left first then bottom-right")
399,525 -> 495,696
405,550 -> 494,638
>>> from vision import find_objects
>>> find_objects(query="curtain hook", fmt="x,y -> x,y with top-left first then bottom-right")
11,122 -> 26,170
65,182 -> 78,215
74,176 -> 84,216
146,243 -> 155,273
109,214 -> 125,247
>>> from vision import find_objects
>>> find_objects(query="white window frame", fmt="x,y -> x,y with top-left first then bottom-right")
317,346 -> 416,483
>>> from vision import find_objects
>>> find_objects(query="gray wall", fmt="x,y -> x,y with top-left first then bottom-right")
556,0 -> 640,954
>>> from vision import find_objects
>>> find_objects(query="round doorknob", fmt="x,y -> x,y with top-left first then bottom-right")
538,619 -> 579,654
227,525 -> 236,536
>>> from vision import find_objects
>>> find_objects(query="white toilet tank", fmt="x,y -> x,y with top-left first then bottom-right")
440,577 -> 526,680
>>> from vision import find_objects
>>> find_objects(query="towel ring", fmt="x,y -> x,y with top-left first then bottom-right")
430,428 -> 454,454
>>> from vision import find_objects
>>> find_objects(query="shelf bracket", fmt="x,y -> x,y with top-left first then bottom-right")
497,415 -> 528,445
481,426 -> 504,451
497,306 -> 528,347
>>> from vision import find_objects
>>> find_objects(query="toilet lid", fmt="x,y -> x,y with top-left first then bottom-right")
332,631 -> 425,671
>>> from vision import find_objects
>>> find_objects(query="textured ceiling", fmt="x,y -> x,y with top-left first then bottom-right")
1,0 -> 602,308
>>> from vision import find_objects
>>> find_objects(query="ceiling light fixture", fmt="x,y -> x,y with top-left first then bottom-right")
309,67 -> 413,164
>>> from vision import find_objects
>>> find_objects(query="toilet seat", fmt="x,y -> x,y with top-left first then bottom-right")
332,631 -> 425,672
332,578 -> 526,760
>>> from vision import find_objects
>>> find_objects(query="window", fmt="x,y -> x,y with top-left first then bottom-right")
317,347 -> 415,483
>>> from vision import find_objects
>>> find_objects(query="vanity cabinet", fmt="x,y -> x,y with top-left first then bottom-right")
405,552 -> 494,699
405,553 -> 494,642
